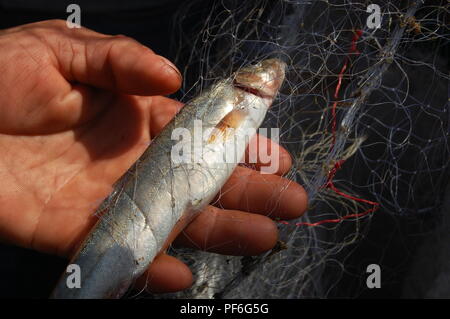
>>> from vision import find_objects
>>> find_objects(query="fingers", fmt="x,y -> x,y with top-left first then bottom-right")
173,206 -> 278,256
136,254 -> 193,293
216,166 -> 308,220
244,134 -> 292,175
40,20 -> 181,95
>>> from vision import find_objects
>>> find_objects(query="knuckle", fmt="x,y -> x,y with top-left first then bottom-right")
111,34 -> 138,45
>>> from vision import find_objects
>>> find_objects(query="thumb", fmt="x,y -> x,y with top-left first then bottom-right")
43,22 -> 182,95
0,20 -> 182,135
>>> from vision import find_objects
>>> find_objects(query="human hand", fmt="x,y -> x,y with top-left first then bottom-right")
0,20 -> 307,294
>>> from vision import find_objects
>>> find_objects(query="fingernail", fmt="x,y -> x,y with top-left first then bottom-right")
160,56 -> 182,80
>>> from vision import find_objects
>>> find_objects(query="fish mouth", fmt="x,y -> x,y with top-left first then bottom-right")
233,82 -> 272,99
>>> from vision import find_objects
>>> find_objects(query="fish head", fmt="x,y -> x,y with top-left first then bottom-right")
233,58 -> 286,100
206,58 -> 287,146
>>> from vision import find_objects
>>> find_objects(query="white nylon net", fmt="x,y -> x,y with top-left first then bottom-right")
145,0 -> 448,298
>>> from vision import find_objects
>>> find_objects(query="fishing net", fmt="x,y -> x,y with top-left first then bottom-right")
138,0 -> 450,299
0,0 -> 446,299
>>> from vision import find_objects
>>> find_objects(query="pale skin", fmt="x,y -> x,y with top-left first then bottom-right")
0,20 -> 308,294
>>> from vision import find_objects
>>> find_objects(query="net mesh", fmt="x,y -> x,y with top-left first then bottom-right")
145,0 -> 449,298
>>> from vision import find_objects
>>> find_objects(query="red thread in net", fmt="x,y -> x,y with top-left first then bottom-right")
282,29 -> 380,227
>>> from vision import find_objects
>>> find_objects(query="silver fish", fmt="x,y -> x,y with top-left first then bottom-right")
50,58 -> 286,299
